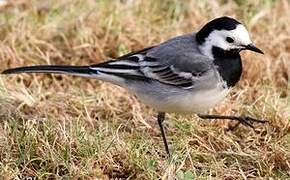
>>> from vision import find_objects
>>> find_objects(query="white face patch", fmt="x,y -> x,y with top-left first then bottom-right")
198,24 -> 252,59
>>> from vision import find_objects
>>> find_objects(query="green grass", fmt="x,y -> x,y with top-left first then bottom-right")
0,0 -> 289,179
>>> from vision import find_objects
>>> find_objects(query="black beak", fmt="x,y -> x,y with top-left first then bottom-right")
244,43 -> 264,54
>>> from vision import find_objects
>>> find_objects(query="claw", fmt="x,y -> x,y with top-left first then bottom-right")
245,117 -> 268,123
198,114 -> 268,131
238,117 -> 255,129
236,116 -> 267,129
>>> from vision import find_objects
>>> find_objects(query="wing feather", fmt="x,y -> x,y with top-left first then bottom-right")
88,33 -> 213,89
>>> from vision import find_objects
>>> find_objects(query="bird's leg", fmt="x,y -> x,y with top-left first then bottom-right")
157,112 -> 170,156
198,114 -> 267,129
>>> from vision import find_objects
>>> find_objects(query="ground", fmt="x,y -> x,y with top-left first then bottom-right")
0,0 -> 289,179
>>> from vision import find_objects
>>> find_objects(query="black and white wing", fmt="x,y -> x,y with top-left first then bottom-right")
138,55 -> 211,89
89,34 -> 213,89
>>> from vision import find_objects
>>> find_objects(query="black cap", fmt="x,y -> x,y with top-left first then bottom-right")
196,16 -> 241,44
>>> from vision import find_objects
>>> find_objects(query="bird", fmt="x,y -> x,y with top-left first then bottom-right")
2,16 -> 266,156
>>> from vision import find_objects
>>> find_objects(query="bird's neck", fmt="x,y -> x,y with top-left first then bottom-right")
212,46 -> 243,87
197,41 -> 214,59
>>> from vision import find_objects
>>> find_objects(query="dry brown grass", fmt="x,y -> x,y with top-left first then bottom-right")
0,0 -> 289,179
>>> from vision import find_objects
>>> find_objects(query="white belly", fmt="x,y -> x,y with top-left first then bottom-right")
136,84 -> 230,113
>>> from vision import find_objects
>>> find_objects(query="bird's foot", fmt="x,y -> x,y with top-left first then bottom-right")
198,114 -> 268,131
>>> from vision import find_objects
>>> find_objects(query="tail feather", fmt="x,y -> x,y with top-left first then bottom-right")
2,59 -> 147,87
2,65 -> 94,77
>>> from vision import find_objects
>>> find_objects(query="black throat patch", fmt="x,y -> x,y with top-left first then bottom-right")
212,46 -> 243,87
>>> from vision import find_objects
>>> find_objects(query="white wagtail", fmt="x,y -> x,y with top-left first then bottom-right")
2,16 -> 266,155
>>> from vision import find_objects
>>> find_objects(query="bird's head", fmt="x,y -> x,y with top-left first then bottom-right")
196,16 -> 263,59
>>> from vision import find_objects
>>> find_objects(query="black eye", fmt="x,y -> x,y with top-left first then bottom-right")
226,37 -> 234,43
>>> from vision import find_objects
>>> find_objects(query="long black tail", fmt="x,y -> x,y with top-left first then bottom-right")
2,65 -> 94,77
2,60 -> 145,87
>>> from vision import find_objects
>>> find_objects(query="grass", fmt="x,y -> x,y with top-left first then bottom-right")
0,0 -> 289,179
